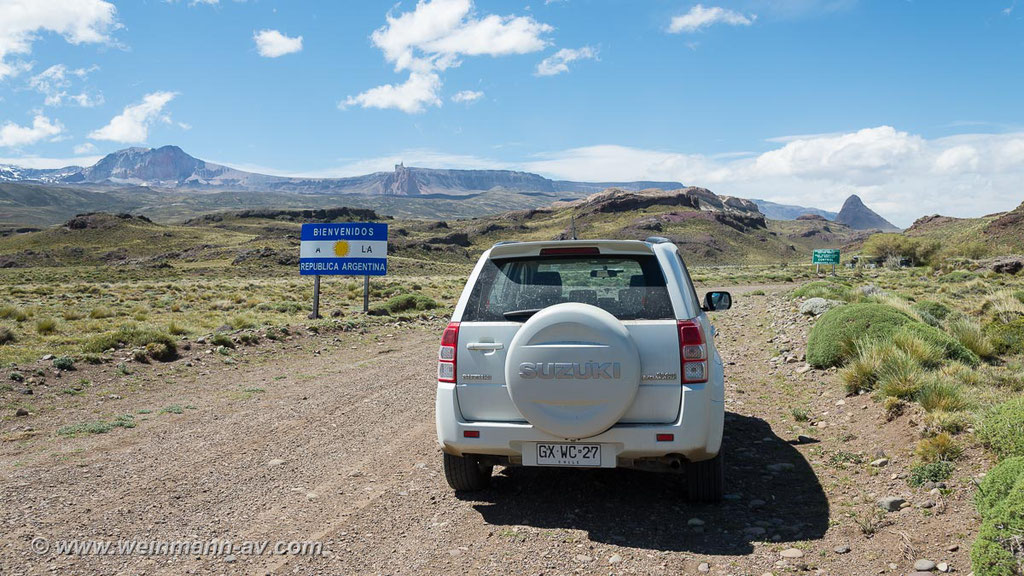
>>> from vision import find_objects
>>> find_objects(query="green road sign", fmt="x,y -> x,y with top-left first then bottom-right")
812,249 -> 840,265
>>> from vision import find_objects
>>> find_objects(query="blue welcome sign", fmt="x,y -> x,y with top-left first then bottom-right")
299,222 -> 388,276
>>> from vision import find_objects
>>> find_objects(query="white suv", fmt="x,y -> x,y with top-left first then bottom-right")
434,238 -> 732,501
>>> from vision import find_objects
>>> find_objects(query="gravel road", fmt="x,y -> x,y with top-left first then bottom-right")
0,286 -> 982,575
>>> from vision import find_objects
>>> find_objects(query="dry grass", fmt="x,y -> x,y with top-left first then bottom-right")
948,316 -> 996,360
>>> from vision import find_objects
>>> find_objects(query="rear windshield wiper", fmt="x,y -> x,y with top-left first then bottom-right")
502,309 -> 541,321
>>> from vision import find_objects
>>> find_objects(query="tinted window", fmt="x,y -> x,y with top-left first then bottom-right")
463,255 -> 673,321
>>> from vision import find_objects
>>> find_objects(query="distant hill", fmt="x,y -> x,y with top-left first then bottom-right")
0,186 -> 856,268
905,200 -> 1024,255
0,145 -> 684,197
752,199 -> 837,221
834,194 -> 899,231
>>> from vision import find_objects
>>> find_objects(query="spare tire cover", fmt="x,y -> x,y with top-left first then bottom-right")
505,303 -> 641,439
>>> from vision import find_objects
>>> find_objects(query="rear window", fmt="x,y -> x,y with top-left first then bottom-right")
463,254 -> 674,321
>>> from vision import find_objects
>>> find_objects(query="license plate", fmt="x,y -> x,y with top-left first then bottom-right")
536,443 -> 601,467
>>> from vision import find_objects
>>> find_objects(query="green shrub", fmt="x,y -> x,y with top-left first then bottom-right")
976,457 -> 1024,518
230,314 -> 256,330
878,350 -> 927,399
35,318 -> 58,335
210,334 -> 235,349
949,317 -> 996,360
938,270 -> 976,283
978,397 -> 1024,460
52,356 -> 75,371
145,341 -> 177,362
971,487 -> 1024,576
839,341 -> 885,394
914,433 -> 963,463
0,305 -> 28,322
917,376 -> 968,413
985,317 -> 1024,356
806,303 -> 914,368
385,293 -> 438,314
893,328 -> 944,369
83,323 -> 176,354
791,280 -> 853,301
168,320 -> 188,335
909,461 -> 954,487
89,306 -> 114,319
0,326 -> 14,345
913,300 -> 952,322
898,322 -> 979,365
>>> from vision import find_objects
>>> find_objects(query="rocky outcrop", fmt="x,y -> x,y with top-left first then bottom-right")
834,195 -> 899,231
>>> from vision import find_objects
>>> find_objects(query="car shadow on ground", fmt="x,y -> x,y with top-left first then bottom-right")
462,412 -> 829,554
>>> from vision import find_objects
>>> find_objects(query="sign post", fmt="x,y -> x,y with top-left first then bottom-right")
299,222 -> 388,316
812,249 -> 840,276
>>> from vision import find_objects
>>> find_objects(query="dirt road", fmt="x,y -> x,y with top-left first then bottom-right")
0,287 -> 982,575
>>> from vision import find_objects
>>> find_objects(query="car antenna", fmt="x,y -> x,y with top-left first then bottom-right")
570,214 -> 578,240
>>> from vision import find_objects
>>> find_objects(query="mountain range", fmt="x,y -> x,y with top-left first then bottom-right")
0,145 -> 898,230
0,145 -> 684,197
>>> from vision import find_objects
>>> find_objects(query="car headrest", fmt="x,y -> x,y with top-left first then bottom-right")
534,271 -> 562,286
629,274 -> 646,287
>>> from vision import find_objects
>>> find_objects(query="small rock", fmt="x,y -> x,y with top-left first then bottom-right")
914,559 -> 936,571
15,408 -> 29,417
870,458 -> 889,467
834,545 -> 851,554
877,497 -> 906,512
749,499 -> 766,508
688,518 -> 705,526
224,554 -> 236,563
946,545 -> 959,552
796,364 -> 812,374
937,562 -> 949,573
766,463 -> 795,473
796,435 -> 818,444
698,562 -> 711,573
779,548 -> 804,559
41,354 -> 54,361
744,526 -> 767,536
574,555 -> 592,563
306,492 -> 318,500
608,554 -> 622,565
267,458 -> 286,467
919,500 -> 936,509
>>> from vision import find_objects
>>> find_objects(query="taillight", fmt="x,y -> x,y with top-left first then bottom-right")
438,322 -> 460,382
677,320 -> 707,383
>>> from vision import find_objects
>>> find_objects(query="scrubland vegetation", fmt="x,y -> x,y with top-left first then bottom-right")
793,265 -> 1024,575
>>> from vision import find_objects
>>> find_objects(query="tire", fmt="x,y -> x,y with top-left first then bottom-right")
686,452 -> 724,503
443,453 -> 493,491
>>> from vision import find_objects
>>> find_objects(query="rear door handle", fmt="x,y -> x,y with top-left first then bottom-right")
466,342 -> 504,351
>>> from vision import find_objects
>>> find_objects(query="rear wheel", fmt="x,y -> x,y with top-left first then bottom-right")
686,452 -> 724,503
443,453 -> 493,491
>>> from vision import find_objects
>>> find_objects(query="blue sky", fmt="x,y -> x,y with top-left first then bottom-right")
0,0 -> 1022,225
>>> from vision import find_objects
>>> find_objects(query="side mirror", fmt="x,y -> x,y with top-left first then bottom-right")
702,291 -> 732,312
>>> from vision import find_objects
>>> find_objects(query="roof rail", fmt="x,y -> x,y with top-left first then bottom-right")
493,240 -> 519,246
645,236 -> 673,244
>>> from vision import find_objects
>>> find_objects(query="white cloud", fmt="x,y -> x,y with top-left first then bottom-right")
28,64 -> 103,107
89,91 -> 177,143
253,29 -> 303,58
536,46 -> 597,76
0,114 -> 64,147
342,72 -> 442,114
669,5 -> 756,33
73,142 -> 97,154
345,0 -> 552,113
0,154 -> 102,168
0,0 -> 118,79
451,89 -> 484,103
934,145 -> 980,174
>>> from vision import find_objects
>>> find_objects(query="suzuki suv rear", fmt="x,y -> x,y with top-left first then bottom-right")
434,238 -> 731,501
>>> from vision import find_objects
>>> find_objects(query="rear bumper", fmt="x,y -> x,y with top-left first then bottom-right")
435,377 -> 724,466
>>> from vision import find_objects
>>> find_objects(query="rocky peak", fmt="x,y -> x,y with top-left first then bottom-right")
834,194 -> 899,231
